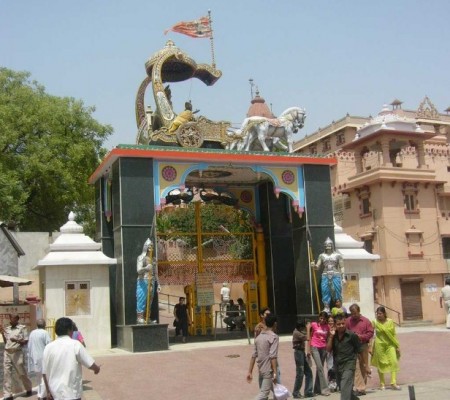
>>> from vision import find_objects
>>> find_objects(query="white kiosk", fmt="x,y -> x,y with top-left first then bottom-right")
36,212 -> 116,350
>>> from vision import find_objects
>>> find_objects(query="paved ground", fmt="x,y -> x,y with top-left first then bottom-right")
5,325 -> 450,400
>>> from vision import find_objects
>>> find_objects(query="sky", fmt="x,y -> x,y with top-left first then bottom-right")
2,1 -> 450,150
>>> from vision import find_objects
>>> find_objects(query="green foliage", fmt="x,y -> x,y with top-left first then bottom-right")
156,203 -> 254,259
0,68 -> 113,234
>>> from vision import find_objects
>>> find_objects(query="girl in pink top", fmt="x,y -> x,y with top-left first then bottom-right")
308,311 -> 331,396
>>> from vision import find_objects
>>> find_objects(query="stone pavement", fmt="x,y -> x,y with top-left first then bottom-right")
5,325 -> 450,400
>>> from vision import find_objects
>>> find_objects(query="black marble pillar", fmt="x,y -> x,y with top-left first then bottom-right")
301,164 -> 335,315
257,165 -> 334,333
258,182 -> 297,333
95,177 -> 116,345
111,157 -> 159,328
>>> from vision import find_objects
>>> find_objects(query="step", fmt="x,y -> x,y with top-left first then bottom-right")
169,326 -> 250,344
400,320 -> 433,327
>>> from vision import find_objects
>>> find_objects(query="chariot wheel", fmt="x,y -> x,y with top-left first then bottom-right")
176,122 -> 204,148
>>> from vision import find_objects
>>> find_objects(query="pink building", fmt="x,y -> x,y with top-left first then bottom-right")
294,97 -> 450,325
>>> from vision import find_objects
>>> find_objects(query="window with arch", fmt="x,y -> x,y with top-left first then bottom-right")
322,139 -> 331,152
356,186 -> 372,218
336,132 -> 346,146
405,227 -> 423,258
402,183 -> 419,214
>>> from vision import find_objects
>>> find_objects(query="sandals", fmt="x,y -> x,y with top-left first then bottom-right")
379,385 -> 385,391
391,384 -> 401,390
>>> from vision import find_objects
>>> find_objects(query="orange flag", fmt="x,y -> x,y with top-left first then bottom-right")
164,16 -> 212,38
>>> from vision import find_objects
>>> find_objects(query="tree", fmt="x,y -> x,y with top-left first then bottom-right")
0,68 -> 113,234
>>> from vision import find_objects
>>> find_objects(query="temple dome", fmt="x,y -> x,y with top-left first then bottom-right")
246,89 -> 275,118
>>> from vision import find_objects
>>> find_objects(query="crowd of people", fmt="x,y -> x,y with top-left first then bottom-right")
312,303 -> 401,400
247,302 -> 402,400
1,313 -> 99,400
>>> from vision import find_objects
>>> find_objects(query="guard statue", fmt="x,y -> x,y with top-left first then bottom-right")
311,237 -> 345,313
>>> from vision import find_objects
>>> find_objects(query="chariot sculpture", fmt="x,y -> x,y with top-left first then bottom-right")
135,40 -> 306,153
135,40 -> 231,148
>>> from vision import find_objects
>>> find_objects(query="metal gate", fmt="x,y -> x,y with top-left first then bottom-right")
156,202 -> 257,334
401,281 -> 423,320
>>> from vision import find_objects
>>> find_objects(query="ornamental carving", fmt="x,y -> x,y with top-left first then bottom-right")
161,166 -> 177,182
281,170 -> 295,185
416,96 -> 440,120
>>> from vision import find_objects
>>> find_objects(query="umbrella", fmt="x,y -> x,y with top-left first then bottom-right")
0,275 -> 32,288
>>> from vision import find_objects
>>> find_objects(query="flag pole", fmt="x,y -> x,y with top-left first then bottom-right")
208,10 -> 216,68
307,225 -> 321,314
145,213 -> 157,323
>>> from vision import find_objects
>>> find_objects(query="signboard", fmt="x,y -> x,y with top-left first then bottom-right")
424,283 -> 438,293
196,272 -> 214,306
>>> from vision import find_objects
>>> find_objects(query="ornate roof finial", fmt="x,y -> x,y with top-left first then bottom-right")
416,96 -> 440,120
60,212 -> 83,234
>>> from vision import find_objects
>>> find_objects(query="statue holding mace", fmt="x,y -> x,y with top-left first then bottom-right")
311,237 -> 345,313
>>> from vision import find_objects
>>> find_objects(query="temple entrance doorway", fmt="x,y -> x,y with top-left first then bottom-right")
156,200 -> 260,336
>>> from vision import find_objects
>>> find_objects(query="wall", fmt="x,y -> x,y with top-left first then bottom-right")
342,260 -> 376,321
377,274 -> 445,324
44,264 -> 111,350
0,232 -> 56,304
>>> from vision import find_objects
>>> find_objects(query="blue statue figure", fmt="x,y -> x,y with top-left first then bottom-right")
312,237 -> 345,313
136,238 -> 160,324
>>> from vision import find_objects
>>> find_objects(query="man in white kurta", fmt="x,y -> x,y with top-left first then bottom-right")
28,319 -> 52,399
220,282 -> 231,315
42,318 -> 100,400
440,277 -> 450,328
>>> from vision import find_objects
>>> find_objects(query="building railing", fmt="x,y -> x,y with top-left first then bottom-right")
374,302 -> 401,326
158,292 -> 180,315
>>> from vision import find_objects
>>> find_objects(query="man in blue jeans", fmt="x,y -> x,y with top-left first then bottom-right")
292,320 -> 315,398
327,314 -> 361,400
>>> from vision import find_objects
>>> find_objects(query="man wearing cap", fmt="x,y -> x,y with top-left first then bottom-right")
0,313 -> 33,400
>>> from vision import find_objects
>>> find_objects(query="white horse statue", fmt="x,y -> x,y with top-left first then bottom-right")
231,107 -> 306,153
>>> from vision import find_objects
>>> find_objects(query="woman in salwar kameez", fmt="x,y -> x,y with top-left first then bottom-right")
370,306 -> 401,390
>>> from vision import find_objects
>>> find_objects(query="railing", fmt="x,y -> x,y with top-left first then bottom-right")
374,303 -> 401,326
159,292 -> 223,316
158,292 -> 180,315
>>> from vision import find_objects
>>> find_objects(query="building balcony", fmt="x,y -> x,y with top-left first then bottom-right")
343,166 -> 441,191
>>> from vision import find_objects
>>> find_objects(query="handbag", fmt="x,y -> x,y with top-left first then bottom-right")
273,383 -> 291,400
